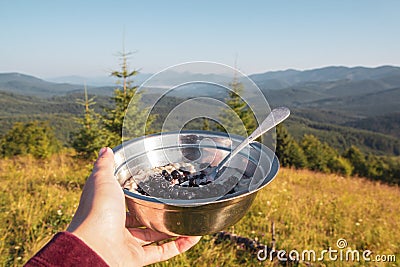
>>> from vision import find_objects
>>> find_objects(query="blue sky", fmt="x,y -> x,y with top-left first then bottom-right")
0,0 -> 399,78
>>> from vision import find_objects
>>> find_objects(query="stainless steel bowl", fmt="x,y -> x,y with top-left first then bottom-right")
113,130 -> 279,236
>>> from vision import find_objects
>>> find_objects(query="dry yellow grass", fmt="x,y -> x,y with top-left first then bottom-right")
1,154 -> 399,266
0,152 -> 91,266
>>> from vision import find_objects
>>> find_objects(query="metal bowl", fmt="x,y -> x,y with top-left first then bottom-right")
113,130 -> 279,236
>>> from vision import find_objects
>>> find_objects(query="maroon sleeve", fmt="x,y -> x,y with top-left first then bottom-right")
24,232 -> 108,267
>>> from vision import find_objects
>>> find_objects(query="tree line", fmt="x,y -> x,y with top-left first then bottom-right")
0,55 -> 399,185
276,124 -> 400,184
0,52 -> 147,160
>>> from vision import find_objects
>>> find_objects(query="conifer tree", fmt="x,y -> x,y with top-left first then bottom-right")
286,139 -> 307,169
103,51 -> 154,146
275,124 -> 293,167
219,69 -> 257,136
275,124 -> 307,168
71,86 -> 105,159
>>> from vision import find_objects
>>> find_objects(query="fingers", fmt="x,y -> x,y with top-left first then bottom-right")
141,236 -> 201,265
128,228 -> 174,246
125,212 -> 143,228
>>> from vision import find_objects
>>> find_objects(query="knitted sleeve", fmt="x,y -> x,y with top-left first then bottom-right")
24,232 -> 108,267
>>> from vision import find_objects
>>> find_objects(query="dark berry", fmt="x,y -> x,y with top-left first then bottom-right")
171,170 -> 182,180
179,168 -> 191,177
178,175 -> 188,184
189,178 -> 196,186
137,186 -> 150,196
162,170 -> 172,181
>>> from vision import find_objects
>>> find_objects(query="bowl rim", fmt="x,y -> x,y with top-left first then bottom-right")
114,130 -> 279,207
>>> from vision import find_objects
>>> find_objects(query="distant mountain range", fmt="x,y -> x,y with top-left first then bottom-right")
47,73 -> 153,87
0,72 -> 118,97
1,65 -> 399,155
2,65 -> 400,95
249,65 -> 400,89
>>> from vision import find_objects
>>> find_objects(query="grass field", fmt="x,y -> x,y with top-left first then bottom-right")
1,153 -> 399,266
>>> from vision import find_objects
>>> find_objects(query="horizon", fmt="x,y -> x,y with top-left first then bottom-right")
1,1 -> 399,78
1,64 -> 400,82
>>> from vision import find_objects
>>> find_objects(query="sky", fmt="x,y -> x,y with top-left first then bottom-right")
0,0 -> 399,78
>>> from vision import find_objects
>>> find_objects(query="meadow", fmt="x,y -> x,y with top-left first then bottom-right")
1,152 -> 399,266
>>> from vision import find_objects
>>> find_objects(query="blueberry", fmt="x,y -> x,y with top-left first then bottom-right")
178,175 -> 188,184
189,178 -> 197,187
162,170 -> 172,181
171,170 -> 182,180
137,186 -> 150,196
179,168 -> 191,176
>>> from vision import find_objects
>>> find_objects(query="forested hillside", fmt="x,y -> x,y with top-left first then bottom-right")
0,65 -> 399,165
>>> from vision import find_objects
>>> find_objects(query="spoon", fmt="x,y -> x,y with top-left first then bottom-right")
210,106 -> 290,180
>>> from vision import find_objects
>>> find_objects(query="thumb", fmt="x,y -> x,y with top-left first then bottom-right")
67,147 -> 118,233
91,147 -> 115,184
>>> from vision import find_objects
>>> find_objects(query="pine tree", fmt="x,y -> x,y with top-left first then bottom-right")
103,51 -> 154,147
275,124 -> 293,167
287,140 -> 307,169
219,69 -> 257,136
275,124 -> 307,168
71,86 -> 105,159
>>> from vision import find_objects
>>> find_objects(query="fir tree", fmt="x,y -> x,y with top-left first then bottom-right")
275,124 -> 307,168
287,140 -> 307,169
103,51 -> 154,146
71,86 -> 105,159
219,69 -> 257,136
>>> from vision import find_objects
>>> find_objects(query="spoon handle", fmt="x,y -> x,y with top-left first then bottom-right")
248,106 -> 291,142
216,107 -> 290,172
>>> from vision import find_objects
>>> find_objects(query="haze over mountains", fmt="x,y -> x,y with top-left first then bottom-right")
1,65 -> 399,155
1,65 -> 399,117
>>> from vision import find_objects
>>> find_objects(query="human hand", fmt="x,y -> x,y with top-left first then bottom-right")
67,147 -> 201,266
